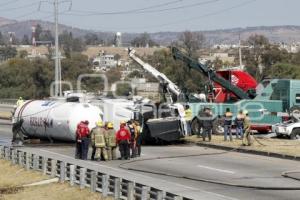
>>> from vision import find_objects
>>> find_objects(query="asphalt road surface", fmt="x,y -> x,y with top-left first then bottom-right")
1,121 -> 300,200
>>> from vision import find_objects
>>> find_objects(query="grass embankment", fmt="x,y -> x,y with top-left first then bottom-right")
184,135 -> 300,157
0,160 -> 113,200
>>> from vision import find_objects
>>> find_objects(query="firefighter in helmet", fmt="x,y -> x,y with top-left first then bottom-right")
90,121 -> 108,161
116,121 -> 131,160
105,122 -> 117,160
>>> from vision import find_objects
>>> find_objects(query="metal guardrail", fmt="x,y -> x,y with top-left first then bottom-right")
0,146 -> 193,200
0,99 -> 17,105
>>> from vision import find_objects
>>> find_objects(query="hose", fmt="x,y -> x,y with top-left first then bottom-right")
119,151 -> 300,190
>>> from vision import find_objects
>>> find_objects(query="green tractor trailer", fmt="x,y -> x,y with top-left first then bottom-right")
189,79 -> 300,134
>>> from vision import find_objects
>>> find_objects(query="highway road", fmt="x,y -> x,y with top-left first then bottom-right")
1,121 -> 300,200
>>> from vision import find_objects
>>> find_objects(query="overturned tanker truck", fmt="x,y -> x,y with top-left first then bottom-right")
13,100 -> 102,142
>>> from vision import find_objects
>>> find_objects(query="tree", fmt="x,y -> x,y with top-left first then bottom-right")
114,53 -> 121,66
267,63 -> 300,79
292,51 -> 300,65
212,57 -> 223,70
127,70 -> 143,78
177,31 -> 205,57
59,30 -> 73,58
243,34 -> 290,80
131,32 -> 157,47
35,24 -> 43,42
0,58 -> 53,98
0,46 -> 17,61
116,83 -> 132,96
84,33 -> 99,45
0,32 -> 6,45
146,49 -> 205,97
18,50 -> 28,59
72,38 -> 85,52
59,31 -> 85,58
21,34 -> 30,45
105,67 -> 122,85
40,30 -> 54,44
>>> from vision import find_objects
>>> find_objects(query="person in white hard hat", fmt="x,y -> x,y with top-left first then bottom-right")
242,110 -> 252,146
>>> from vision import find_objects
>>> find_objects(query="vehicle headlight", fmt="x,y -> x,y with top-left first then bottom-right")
276,127 -> 286,133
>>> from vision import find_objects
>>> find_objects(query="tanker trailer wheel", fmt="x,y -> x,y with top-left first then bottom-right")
289,106 -> 300,120
290,128 -> 300,140
191,118 -> 202,135
213,118 -> 224,135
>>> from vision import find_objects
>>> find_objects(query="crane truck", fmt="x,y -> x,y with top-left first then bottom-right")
128,48 -> 195,142
171,47 -> 300,137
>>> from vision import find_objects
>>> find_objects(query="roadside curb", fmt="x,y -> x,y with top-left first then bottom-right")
195,142 -> 300,162
0,116 -> 11,120
0,112 -> 11,121
0,121 -> 12,125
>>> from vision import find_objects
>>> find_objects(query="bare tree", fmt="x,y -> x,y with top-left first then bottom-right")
177,31 -> 205,57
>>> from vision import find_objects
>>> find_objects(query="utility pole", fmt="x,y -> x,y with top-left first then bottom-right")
39,0 -> 72,97
239,33 -> 242,68
54,0 -> 61,97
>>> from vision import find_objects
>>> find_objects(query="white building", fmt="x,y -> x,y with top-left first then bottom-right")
93,53 -> 117,71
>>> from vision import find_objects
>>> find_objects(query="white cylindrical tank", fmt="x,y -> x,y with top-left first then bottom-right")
14,100 -> 102,142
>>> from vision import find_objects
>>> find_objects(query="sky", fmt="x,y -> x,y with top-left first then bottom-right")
0,0 -> 299,33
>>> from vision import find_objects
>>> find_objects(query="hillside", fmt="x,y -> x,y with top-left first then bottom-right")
150,26 -> 300,44
0,17 -> 300,45
0,17 -> 16,27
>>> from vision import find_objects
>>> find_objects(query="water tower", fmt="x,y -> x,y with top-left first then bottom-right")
31,26 -> 36,46
115,32 -> 122,47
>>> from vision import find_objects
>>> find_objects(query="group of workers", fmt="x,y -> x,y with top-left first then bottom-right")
223,108 -> 252,145
75,119 -> 142,161
197,107 -> 252,146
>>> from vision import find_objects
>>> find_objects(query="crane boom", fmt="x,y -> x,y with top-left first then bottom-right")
171,47 -> 251,100
128,48 -> 181,98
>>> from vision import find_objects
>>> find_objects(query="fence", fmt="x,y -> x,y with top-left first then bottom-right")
0,145 -> 192,200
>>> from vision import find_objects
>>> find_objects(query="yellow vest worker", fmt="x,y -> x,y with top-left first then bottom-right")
16,97 -> 24,107
90,121 -> 108,161
243,110 -> 252,146
105,122 -> 117,160
134,121 -> 142,157
185,108 -> 192,121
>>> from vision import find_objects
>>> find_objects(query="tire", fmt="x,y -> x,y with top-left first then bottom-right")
191,118 -> 202,135
213,118 -> 224,135
290,128 -> 300,140
257,130 -> 269,134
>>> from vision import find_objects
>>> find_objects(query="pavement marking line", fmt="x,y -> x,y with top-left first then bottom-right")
203,191 -> 240,200
197,164 -> 235,174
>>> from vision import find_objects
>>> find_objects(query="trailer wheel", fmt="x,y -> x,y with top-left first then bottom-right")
290,128 -> 300,140
191,118 -> 202,135
213,118 -> 224,135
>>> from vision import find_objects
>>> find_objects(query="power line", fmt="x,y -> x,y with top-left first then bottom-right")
14,11 -> 40,20
0,2 -> 39,12
0,0 -> 20,7
113,0 -> 257,31
124,0 -> 220,15
62,0 -> 186,16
